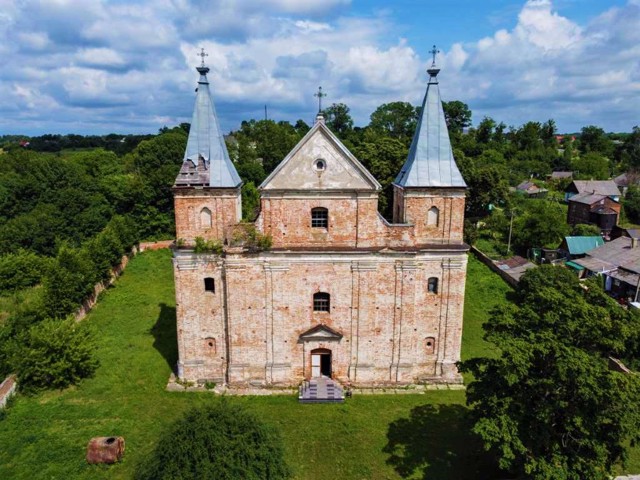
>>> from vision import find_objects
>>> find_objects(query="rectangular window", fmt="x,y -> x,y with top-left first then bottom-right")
313,292 -> 330,312
311,208 -> 328,229
204,277 -> 215,292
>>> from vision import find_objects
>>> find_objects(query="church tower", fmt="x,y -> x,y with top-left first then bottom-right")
393,51 -> 466,245
173,52 -> 242,244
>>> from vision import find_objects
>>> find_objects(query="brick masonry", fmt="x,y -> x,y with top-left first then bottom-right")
172,124 -> 469,388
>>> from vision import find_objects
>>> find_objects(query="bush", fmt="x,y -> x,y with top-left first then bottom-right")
135,402 -> 290,480
8,318 -> 99,393
0,251 -> 52,291
193,236 -> 223,254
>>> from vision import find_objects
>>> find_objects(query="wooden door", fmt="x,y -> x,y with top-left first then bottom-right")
311,354 -> 321,377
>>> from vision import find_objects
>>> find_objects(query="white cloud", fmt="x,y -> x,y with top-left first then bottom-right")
0,0 -> 638,134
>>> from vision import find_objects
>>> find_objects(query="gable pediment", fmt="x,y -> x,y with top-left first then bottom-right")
299,324 -> 343,342
260,122 -> 381,192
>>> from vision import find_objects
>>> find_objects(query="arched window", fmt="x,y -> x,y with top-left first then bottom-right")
204,277 -> 215,292
200,207 -> 212,229
428,277 -> 438,294
311,207 -> 328,229
425,337 -> 436,355
427,206 -> 439,226
313,292 -> 330,312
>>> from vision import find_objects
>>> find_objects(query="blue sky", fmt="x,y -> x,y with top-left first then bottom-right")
0,0 -> 638,135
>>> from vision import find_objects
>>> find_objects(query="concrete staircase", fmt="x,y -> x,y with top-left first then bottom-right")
298,377 -> 344,403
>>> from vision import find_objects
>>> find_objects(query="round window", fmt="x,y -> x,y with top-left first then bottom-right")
314,159 -> 326,171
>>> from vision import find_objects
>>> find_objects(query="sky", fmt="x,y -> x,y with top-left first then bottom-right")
0,0 -> 638,136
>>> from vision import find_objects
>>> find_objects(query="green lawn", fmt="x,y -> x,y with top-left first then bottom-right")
0,251 -> 511,479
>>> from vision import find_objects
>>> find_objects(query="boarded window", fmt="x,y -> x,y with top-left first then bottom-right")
425,337 -> 436,355
200,207 -> 212,229
313,292 -> 330,312
311,207 -> 328,228
427,206 -> 439,226
428,277 -> 438,294
204,277 -> 215,292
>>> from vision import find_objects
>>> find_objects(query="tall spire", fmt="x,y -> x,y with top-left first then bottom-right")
394,46 -> 466,188
180,49 -> 241,188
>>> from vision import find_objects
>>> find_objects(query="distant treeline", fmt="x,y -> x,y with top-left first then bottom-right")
0,133 -> 155,156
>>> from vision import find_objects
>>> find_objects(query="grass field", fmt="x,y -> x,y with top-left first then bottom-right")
0,251 -> 515,479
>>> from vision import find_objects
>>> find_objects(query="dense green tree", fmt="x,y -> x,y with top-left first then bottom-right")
620,126 -> 640,169
571,223 -> 602,236
322,103 -> 354,139
442,100 -> 472,134
573,152 -> 610,179
459,266 -> 640,479
463,165 -> 510,218
42,245 -> 95,319
136,402 -> 290,480
624,186 -> 640,223
579,125 -> 613,157
353,136 -> 407,219
0,251 -> 52,291
241,182 -> 261,221
368,101 -> 418,142
6,318 -> 98,393
511,200 -> 570,250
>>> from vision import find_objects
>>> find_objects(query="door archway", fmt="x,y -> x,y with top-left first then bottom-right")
310,348 -> 332,378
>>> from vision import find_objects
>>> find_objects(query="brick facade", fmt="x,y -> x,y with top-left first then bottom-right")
173,121 -> 469,388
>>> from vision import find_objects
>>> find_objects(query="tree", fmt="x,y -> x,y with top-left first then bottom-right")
573,152 -> 610,179
368,101 -> 418,142
620,126 -> 640,169
464,165 -> 510,218
7,318 -> 99,393
442,100 -> 472,134
322,103 -> 354,139
136,402 -> 290,480
571,223 -> 602,236
624,185 -> 640,223
579,125 -> 613,157
459,266 -> 640,479
512,200 -> 570,250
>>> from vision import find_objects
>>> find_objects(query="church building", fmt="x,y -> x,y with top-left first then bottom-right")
172,54 -> 468,390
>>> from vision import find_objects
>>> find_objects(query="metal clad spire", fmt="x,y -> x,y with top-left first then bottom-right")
394,46 -> 466,188
181,49 -> 241,188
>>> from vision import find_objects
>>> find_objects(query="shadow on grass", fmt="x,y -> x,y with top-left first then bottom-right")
151,303 -> 178,372
383,404 -> 502,480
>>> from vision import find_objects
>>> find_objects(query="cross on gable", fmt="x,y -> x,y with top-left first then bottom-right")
314,86 -> 327,113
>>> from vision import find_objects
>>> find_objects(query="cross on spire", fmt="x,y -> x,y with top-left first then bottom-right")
314,86 -> 327,113
198,48 -> 208,67
429,45 -> 440,67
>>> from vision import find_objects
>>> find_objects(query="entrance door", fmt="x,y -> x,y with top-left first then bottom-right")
311,349 -> 332,378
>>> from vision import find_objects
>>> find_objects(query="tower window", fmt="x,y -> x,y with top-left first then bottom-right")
204,277 -> 215,292
313,292 -> 330,312
428,277 -> 438,294
427,206 -> 439,226
200,207 -> 212,229
311,207 -> 328,229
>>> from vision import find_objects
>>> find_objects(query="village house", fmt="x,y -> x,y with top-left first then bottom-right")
171,55 -> 468,396
570,236 -> 640,304
566,192 -> 621,235
565,180 -> 621,202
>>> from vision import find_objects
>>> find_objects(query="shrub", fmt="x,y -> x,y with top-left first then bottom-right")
8,318 -> 99,393
193,236 -> 223,254
0,251 -> 52,291
135,402 -> 290,480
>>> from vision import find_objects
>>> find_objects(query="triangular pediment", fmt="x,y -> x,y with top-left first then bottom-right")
260,122 -> 381,191
299,324 -> 343,341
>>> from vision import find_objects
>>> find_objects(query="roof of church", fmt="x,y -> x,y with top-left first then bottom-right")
394,61 -> 466,189
259,115 -> 381,191
174,59 -> 241,188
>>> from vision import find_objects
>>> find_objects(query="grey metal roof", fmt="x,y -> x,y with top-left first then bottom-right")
568,192 -> 608,205
586,236 -> 640,273
394,65 -> 466,188
571,180 -> 621,198
175,65 -> 241,188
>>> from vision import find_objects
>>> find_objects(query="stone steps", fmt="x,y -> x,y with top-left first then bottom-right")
299,377 -> 344,403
